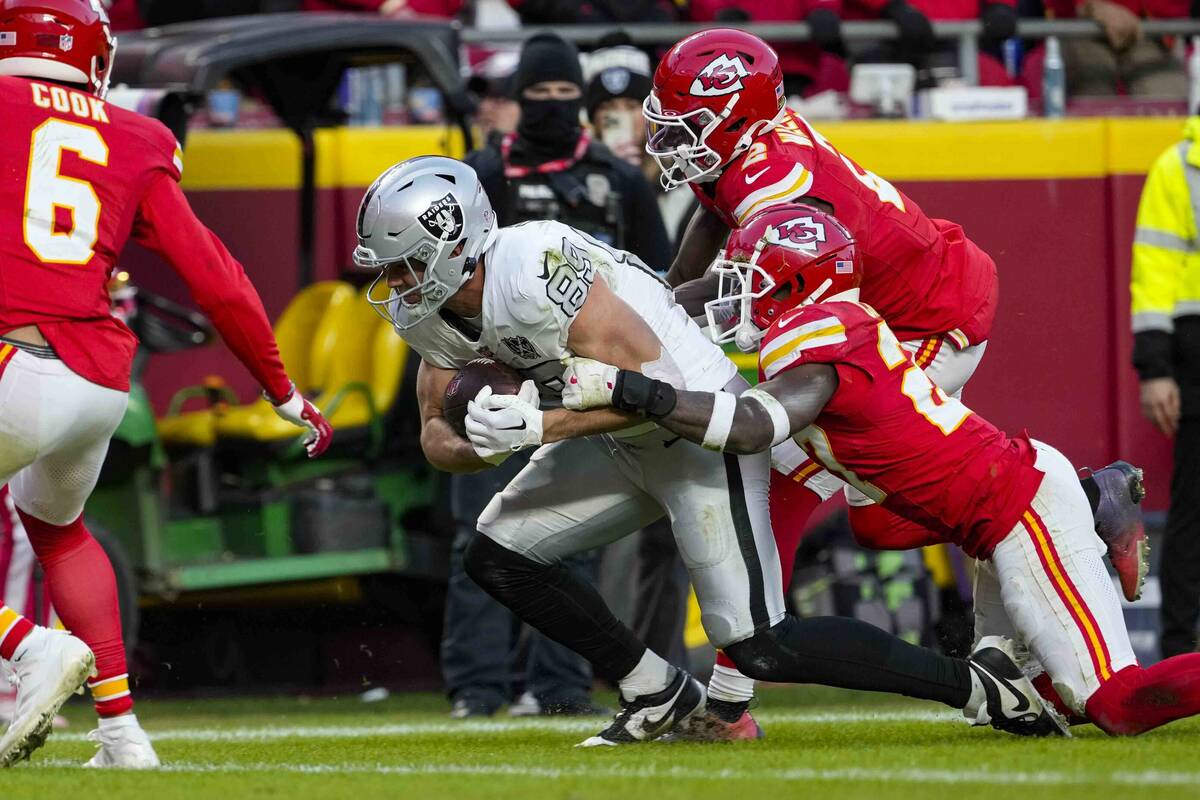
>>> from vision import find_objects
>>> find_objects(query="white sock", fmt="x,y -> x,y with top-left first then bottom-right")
707,663 -> 756,704
618,649 -> 674,701
964,668 -> 986,721
98,713 -> 140,731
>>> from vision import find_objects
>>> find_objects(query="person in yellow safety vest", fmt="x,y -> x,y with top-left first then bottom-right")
1132,116 -> 1200,659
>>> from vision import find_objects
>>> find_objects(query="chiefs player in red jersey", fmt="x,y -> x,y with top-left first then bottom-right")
564,205 -> 1200,738
643,28 -> 1145,736
0,0 -> 332,768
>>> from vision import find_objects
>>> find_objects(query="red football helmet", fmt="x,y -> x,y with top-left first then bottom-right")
643,29 -> 785,190
705,204 -> 860,352
0,0 -> 115,97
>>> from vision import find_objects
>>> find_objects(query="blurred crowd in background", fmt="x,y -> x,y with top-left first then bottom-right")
104,0 -> 1197,127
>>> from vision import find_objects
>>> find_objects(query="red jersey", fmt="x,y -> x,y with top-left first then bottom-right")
760,301 -> 1042,558
0,76 -> 290,399
694,109 -> 997,345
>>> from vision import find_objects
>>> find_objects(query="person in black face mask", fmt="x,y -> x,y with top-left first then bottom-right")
440,33 -> 671,720
466,33 -> 669,267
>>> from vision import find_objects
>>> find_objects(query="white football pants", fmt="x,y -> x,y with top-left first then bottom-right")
0,348 -> 128,525
478,375 -> 786,649
973,441 -> 1137,714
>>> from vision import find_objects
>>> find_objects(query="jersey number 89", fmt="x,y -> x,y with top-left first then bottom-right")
23,119 -> 109,266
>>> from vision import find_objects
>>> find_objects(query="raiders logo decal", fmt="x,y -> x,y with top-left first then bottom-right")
418,193 -> 464,241
767,217 -> 826,254
690,54 -> 750,97
600,67 -> 632,95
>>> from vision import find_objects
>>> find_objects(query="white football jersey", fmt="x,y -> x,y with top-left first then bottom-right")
398,220 -> 736,405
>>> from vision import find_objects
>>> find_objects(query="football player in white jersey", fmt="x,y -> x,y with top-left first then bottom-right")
352,156 -> 1066,745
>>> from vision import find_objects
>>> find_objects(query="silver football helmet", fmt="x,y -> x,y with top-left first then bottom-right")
353,156 -> 496,329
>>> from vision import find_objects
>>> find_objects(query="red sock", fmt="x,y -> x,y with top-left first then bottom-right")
769,472 -> 823,582
0,605 -> 34,661
1031,671 -> 1088,724
715,475 -> 825,673
1085,655 -> 1200,736
16,509 -> 131,717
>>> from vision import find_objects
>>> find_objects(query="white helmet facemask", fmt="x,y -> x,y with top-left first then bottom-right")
704,242 -> 774,353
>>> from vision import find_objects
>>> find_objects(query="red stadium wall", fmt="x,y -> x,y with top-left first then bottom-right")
130,120 -> 1184,509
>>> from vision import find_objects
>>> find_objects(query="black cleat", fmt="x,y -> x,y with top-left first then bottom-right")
1085,461 -> 1149,602
965,636 -> 1070,737
577,669 -> 705,747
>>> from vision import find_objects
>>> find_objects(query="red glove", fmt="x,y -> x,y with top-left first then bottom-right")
269,383 -> 334,458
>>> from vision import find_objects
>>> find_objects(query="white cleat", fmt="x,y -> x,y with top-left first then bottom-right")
84,714 -> 160,769
0,627 -> 94,767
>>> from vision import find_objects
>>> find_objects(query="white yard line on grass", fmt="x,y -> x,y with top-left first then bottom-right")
28,758 -> 1200,786
53,709 -> 959,743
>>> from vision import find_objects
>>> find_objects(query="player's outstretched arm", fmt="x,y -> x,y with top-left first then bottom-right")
563,359 -> 837,454
132,173 -> 332,457
667,205 -> 729,287
416,361 -> 490,474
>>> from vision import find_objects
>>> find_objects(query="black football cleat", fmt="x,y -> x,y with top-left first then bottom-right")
577,669 -> 705,747
965,636 -> 1070,738
1086,461 -> 1149,602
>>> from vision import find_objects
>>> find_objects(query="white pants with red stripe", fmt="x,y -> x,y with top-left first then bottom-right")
973,441 -> 1137,714
772,335 -> 988,498
0,348 -> 128,525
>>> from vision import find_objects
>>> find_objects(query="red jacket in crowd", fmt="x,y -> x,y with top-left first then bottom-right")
844,0 -> 1014,21
686,0 -> 840,83
301,0 -> 463,15
1043,0 -> 1187,17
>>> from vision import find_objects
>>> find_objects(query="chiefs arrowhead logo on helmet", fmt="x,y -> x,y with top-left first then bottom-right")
767,216 -> 827,254
689,54 -> 750,97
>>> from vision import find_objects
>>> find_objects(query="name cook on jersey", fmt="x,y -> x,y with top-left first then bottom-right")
28,81 -> 108,122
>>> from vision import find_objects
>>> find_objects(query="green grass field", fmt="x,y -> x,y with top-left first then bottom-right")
7,687 -> 1199,799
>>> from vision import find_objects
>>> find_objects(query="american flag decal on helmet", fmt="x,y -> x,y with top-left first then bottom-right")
835,260 -> 853,274
0,32 -> 16,46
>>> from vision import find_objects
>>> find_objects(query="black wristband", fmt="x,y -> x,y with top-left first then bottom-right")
612,370 -> 678,419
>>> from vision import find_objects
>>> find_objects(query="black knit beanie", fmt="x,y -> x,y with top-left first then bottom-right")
512,33 -> 584,97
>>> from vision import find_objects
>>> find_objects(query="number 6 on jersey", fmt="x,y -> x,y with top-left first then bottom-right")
23,119 -> 109,265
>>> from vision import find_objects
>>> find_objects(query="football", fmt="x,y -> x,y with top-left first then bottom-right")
443,358 -> 524,437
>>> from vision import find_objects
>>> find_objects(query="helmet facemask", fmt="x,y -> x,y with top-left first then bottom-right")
643,94 -> 734,191
359,236 -> 471,331
704,244 -> 774,353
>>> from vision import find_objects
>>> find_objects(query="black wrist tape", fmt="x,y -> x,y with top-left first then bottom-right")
613,370 -> 678,419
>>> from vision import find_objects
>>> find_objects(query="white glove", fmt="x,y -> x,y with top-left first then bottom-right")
560,357 -> 620,411
465,380 -> 544,463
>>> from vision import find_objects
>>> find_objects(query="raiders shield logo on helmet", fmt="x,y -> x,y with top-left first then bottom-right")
689,54 -> 750,97
767,216 -> 826,254
418,193 -> 465,241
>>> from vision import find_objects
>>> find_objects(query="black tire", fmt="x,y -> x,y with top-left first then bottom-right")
87,521 -> 140,659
